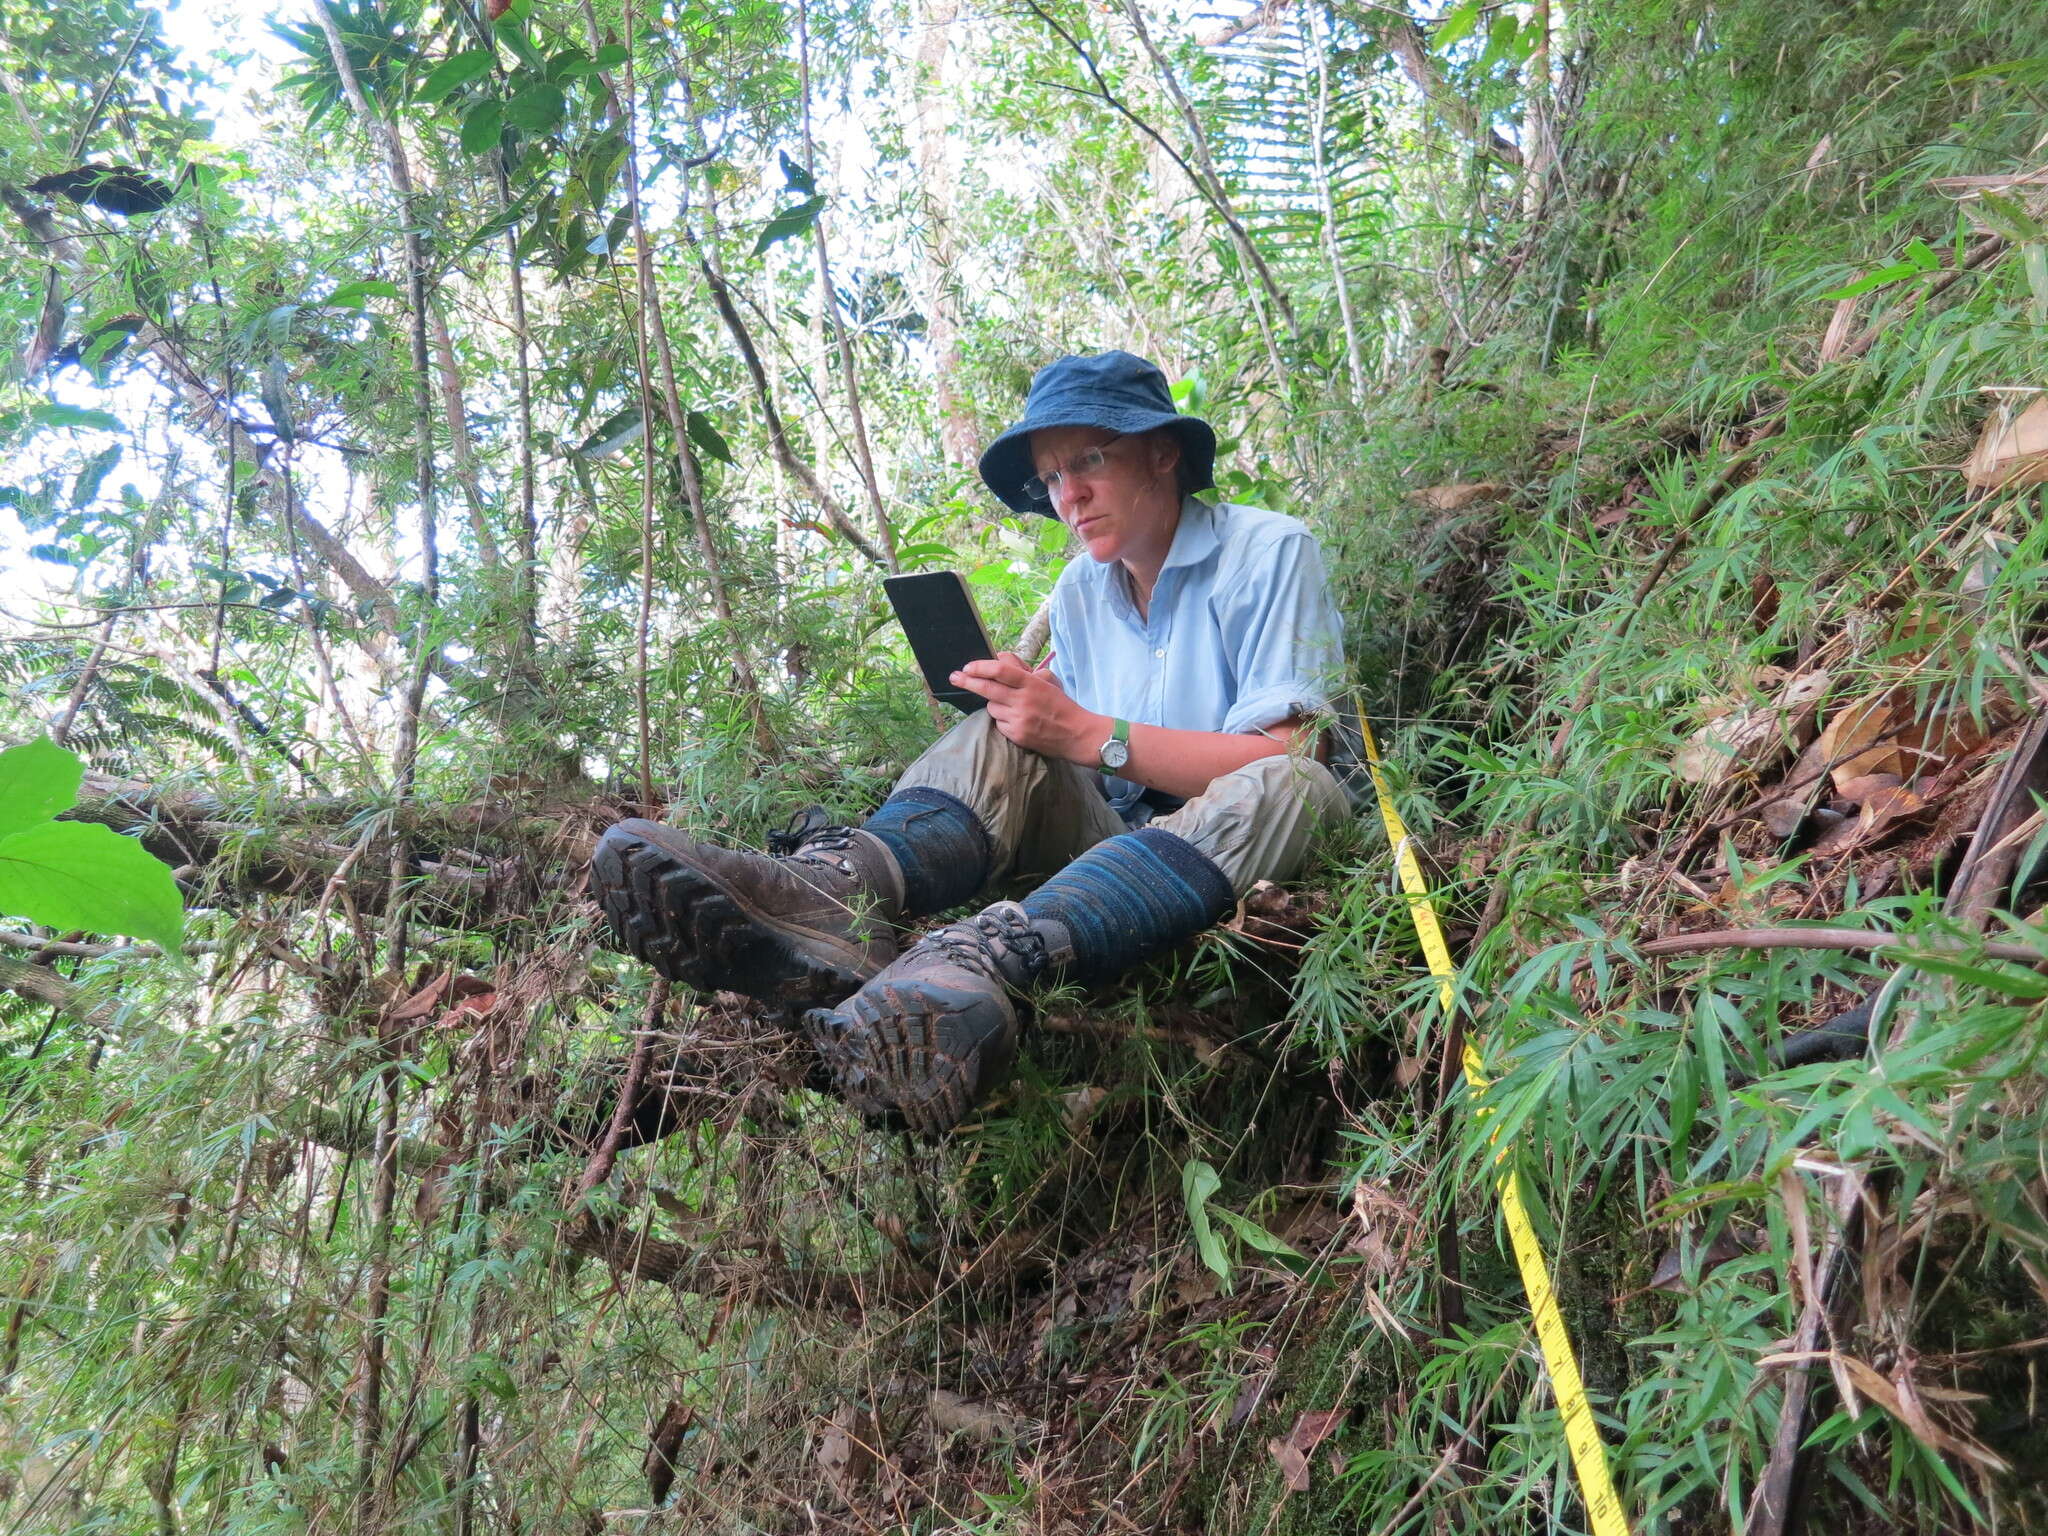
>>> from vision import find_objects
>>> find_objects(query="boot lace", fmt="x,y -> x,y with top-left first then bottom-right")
766,805 -> 842,856
917,901 -> 1049,982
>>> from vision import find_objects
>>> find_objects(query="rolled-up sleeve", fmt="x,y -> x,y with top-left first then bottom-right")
1217,531 -> 1347,736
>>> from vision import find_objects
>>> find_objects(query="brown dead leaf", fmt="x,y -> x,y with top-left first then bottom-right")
1061,1084 -> 1109,1132
644,1400 -> 694,1507
1818,297 -> 1858,363
385,971 -> 452,1023
1811,781 -> 1928,856
1834,772 -> 1903,803
815,1404 -> 877,1497
1267,1437 -> 1312,1494
1221,1346 -> 1279,1432
1835,1353 -> 2011,1472
1818,695 -> 1903,787
929,1390 -> 1029,1444
1286,1408 -> 1346,1452
1673,670 -> 1831,786
1409,480 -> 1508,512
1964,395 -> 2048,491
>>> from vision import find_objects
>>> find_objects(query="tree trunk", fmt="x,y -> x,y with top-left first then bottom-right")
909,0 -> 981,470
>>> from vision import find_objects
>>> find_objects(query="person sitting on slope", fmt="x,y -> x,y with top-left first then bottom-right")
591,350 -> 1356,1133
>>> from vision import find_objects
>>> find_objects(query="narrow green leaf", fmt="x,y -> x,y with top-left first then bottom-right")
570,407 -> 644,459
262,351 -> 295,443
1819,259 -> 1920,302
0,820 -> 185,954
460,99 -> 504,155
326,279 -> 402,307
1894,950 -> 2048,998
419,49 -> 495,102
70,445 -> 121,509
1181,1159 -> 1231,1283
0,739 -> 85,842
685,410 -> 732,465
31,403 -> 122,433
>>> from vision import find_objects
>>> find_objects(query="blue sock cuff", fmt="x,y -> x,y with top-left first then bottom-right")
862,787 -> 991,915
1021,828 -> 1233,980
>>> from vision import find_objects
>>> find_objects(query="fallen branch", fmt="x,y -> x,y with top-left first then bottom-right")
1628,926 -> 2046,968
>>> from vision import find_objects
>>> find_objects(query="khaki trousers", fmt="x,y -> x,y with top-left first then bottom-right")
893,709 -> 1349,898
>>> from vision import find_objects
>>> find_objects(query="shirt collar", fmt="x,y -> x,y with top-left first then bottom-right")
1084,496 -> 1223,621
1160,496 -> 1221,573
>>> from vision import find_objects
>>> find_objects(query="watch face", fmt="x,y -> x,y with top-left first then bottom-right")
1101,737 -> 1131,770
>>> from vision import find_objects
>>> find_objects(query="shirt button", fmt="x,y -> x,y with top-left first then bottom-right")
1154,648 -> 1165,659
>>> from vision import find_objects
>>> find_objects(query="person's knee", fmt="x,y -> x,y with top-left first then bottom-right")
1230,749 -> 1343,811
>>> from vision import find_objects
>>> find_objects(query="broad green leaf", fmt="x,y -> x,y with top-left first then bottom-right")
751,195 -> 825,255
0,819 -> 184,954
31,403 -> 121,433
419,49 -> 495,102
327,279 -> 402,307
494,16 -> 545,71
460,99 -> 504,154
546,47 -> 598,79
1181,1159 -> 1231,1283
686,410 -> 732,465
1433,0 -> 1482,52
1208,1204 -> 1304,1259
0,739 -> 85,842
503,82 -> 565,133
593,43 -> 627,69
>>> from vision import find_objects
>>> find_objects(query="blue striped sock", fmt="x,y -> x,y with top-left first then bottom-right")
861,787 -> 992,915
1021,828 -> 1234,981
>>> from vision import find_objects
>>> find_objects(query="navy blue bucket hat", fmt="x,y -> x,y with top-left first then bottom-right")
978,350 -> 1216,516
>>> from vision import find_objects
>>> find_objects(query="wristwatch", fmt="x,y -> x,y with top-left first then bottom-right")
1096,718 -> 1131,775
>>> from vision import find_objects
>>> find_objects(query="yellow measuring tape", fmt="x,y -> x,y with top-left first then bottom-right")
1359,720 -> 1631,1536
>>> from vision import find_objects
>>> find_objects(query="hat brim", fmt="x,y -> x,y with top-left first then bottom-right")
978,409 -> 1217,517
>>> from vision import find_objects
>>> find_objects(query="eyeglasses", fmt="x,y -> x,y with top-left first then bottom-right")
1022,435 -> 1125,505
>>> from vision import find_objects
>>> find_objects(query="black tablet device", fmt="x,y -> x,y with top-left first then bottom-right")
884,570 -> 998,713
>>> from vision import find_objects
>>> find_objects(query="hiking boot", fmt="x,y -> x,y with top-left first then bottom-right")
591,816 -> 906,1009
801,900 -> 1072,1134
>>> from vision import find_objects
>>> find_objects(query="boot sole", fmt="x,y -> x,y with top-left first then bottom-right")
591,823 -> 880,1009
802,979 -> 1020,1135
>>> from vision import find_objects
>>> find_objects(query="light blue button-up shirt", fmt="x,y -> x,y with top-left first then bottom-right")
1045,496 -> 1360,816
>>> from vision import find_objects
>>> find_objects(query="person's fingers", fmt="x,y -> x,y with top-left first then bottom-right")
950,670 -> 1006,701
958,656 -> 1033,687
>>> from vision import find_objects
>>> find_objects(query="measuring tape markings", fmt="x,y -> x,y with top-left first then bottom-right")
1358,720 -> 1632,1536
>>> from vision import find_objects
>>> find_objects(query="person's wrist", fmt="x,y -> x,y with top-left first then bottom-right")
1069,710 -> 1111,767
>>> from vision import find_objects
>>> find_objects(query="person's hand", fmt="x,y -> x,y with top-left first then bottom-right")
950,652 -> 1097,760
